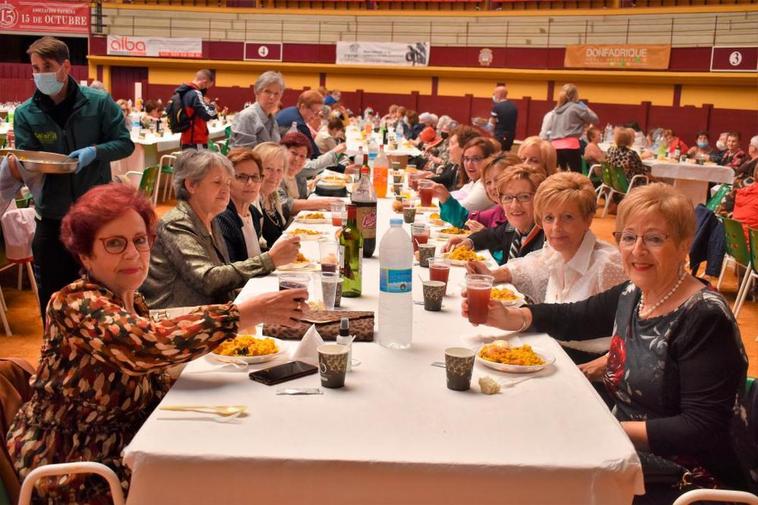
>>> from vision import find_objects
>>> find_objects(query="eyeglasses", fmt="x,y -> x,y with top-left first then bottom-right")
613,231 -> 670,249
98,234 -> 151,255
235,173 -> 262,184
499,192 -> 534,204
462,156 -> 484,164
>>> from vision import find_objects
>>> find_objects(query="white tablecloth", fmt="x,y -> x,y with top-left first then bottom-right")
644,159 -> 734,205
123,199 -> 643,505
345,126 -> 422,158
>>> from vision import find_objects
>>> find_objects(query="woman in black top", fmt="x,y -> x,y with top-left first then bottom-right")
216,147 -> 299,265
444,165 -> 546,265
462,183 -> 747,500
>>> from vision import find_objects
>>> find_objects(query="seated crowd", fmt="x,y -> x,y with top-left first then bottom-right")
4,74 -> 756,505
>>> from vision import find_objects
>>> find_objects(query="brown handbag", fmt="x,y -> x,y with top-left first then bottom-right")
263,309 -> 374,342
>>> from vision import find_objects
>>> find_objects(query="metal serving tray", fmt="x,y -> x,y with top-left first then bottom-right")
1,148 -> 78,174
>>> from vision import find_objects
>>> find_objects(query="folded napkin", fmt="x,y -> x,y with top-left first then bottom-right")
289,324 -> 324,366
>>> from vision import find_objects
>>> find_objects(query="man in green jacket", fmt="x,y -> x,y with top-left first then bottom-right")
13,36 -> 134,319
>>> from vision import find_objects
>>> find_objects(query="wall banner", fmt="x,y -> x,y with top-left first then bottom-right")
107,35 -> 202,59
0,1 -> 89,36
564,44 -> 671,70
336,41 -> 430,67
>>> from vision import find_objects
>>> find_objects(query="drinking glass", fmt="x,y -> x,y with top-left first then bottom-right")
466,274 -> 494,325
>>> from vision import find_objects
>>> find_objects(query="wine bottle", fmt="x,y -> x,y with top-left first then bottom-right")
340,204 -> 363,297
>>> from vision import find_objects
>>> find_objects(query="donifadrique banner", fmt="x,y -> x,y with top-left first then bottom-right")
336,41 -> 430,67
107,35 -> 203,59
564,44 -> 671,70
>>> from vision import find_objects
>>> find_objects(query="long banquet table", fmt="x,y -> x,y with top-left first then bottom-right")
123,198 -> 644,504
643,159 -> 734,205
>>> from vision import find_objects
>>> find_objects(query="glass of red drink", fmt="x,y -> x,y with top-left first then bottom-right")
418,179 -> 434,207
428,257 -> 451,295
466,274 -> 494,325
411,223 -> 430,253
408,172 -> 421,191
330,201 -> 346,227
278,273 -> 311,300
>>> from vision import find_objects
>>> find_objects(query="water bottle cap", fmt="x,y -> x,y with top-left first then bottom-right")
390,217 -> 403,226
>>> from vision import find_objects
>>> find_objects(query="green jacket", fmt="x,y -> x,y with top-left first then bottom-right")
13,77 -> 134,219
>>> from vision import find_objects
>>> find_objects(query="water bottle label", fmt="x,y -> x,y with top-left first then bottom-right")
380,268 -> 412,293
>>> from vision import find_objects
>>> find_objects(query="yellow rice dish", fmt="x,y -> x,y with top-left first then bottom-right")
479,342 -> 544,366
288,228 -> 322,236
491,287 -> 520,302
439,226 -> 468,235
447,247 -> 484,262
216,335 -> 279,357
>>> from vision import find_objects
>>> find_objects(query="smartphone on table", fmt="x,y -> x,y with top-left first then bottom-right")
248,361 -> 318,386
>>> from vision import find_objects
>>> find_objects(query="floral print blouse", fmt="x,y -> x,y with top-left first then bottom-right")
6,278 -> 239,504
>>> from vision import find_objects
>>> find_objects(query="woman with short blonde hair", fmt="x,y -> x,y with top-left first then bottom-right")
468,171 -> 626,364
533,170 -> 597,224
446,164 -> 546,265
438,153 -> 521,254
517,136 -> 558,176
463,182 -> 746,500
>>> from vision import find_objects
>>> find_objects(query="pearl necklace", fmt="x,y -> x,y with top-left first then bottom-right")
638,270 -> 687,318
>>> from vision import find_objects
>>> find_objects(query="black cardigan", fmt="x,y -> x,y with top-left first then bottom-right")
215,200 -> 263,263
529,282 -> 747,486
469,223 -> 544,262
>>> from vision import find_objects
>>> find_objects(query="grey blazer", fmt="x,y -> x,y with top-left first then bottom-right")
142,200 -> 275,309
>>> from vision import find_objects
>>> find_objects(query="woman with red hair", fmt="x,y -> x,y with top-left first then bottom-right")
6,183 -> 304,504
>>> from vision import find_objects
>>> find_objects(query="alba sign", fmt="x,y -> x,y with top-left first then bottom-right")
106,35 -> 202,59
0,0 -> 89,36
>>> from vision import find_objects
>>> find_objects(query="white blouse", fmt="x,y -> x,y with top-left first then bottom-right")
506,230 -> 628,353
240,212 -> 262,259
451,180 -> 493,212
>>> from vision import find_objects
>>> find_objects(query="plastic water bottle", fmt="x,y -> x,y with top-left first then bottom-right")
604,123 -> 613,143
288,121 -> 298,134
378,217 -> 413,349
367,137 -> 379,166
395,122 -> 404,142
129,111 -> 141,135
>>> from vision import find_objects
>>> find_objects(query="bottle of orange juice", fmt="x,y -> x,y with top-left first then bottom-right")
373,145 -> 389,198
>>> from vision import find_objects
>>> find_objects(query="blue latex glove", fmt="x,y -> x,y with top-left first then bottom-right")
68,146 -> 97,173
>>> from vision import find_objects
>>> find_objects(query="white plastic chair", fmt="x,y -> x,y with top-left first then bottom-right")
124,170 -> 143,189
672,489 -> 758,505
18,462 -> 125,505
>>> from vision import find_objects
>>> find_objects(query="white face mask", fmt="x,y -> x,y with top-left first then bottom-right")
33,69 -> 64,96
716,140 -> 727,151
